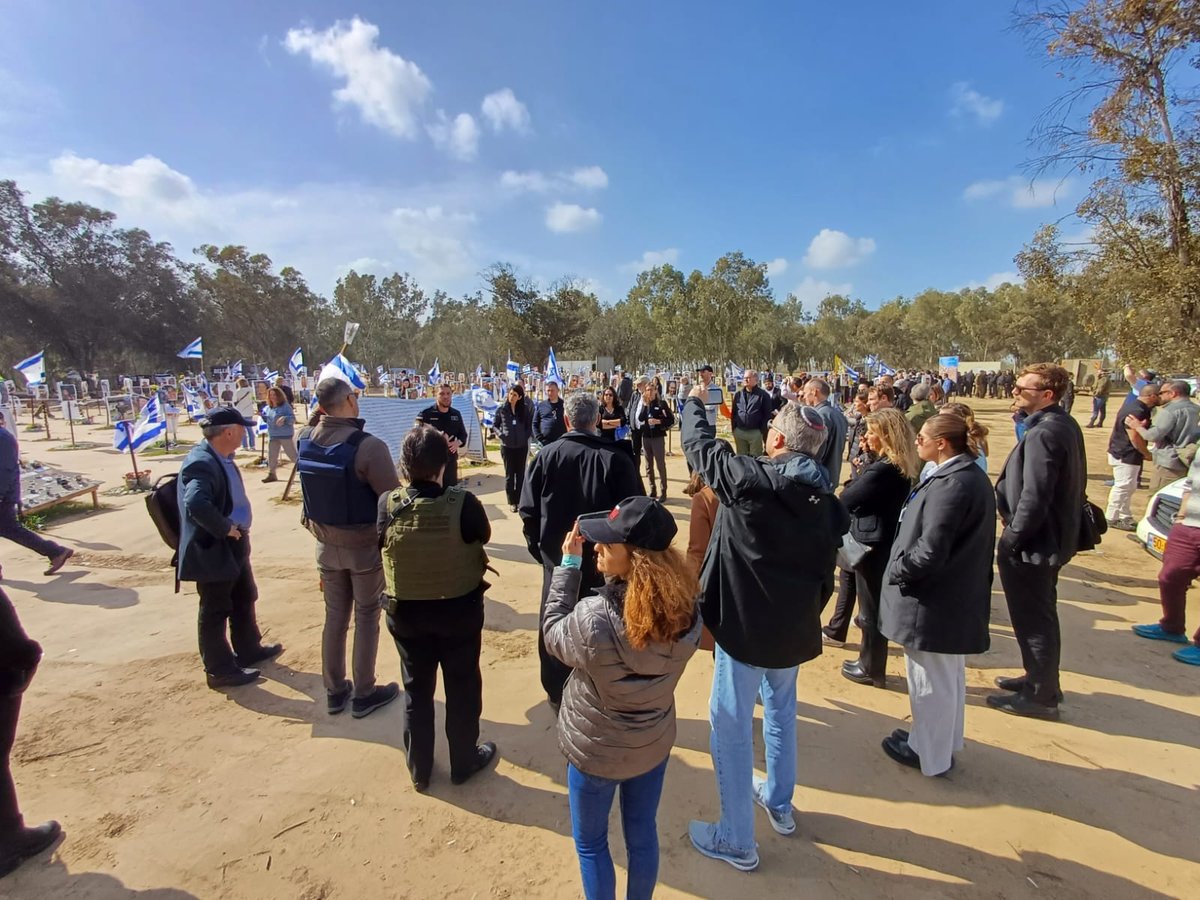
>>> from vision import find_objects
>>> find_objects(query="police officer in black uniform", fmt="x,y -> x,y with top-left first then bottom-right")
416,384 -> 469,487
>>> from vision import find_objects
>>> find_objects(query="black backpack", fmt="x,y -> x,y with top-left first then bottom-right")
145,473 -> 182,591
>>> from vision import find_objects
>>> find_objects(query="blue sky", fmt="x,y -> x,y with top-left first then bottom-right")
0,1 -> 1085,309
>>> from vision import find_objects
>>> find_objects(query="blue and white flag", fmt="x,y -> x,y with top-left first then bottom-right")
230,360 -> 243,379
843,362 -> 861,381
288,347 -> 304,374
729,362 -> 745,381
183,384 -> 200,416
318,353 -> 366,390
262,369 -> 279,382
474,364 -> 484,383
113,395 -> 166,451
428,358 -> 441,384
257,416 -> 269,436
471,387 -> 499,428
14,351 -> 45,386
522,364 -> 532,375
506,356 -> 520,379
546,347 -> 561,385
877,360 -> 896,377
865,353 -> 879,368
177,337 -> 203,360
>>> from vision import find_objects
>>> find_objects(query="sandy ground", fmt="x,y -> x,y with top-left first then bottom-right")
0,398 -> 1197,900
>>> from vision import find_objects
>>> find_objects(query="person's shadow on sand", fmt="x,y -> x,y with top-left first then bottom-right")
0,856 -> 201,899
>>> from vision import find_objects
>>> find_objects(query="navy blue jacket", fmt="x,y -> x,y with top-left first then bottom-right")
177,441 -> 245,583
0,427 -> 20,502
534,398 -> 567,444
731,386 -> 772,435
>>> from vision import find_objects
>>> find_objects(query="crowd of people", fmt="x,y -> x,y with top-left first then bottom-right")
2,356 -> 1199,896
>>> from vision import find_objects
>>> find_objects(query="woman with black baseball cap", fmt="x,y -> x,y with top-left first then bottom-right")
543,496 -> 701,900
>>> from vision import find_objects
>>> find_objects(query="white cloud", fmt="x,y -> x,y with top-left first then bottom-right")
792,276 -> 853,310
49,153 -> 200,220
949,81 -> 1003,125
963,176 -> 1069,209
802,229 -> 876,269
545,202 -> 601,233
480,88 -> 530,134
500,170 -> 552,192
499,165 -> 608,194
964,271 -> 1022,291
569,166 -> 608,190
284,17 -> 432,139
427,110 -> 480,160
765,257 -> 789,277
620,248 -> 679,273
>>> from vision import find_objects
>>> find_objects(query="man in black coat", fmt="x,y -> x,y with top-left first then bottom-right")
616,370 -> 634,409
415,384 -> 470,487
991,364 -> 1085,719
519,391 -> 643,709
178,408 -> 284,689
0,586 -> 60,876
681,392 -> 848,871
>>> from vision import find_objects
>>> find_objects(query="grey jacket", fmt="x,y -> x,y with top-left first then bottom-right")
543,566 -> 700,781
1146,398 -> 1199,472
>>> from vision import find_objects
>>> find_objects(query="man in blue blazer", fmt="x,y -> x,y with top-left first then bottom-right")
177,408 -> 283,688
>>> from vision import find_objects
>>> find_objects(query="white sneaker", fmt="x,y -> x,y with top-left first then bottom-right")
752,777 -> 796,835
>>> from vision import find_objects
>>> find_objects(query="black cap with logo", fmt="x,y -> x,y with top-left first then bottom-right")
577,495 -> 677,551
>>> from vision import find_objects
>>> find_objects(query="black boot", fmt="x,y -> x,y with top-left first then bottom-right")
0,821 -> 62,877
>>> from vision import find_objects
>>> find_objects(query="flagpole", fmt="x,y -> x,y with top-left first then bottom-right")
125,423 -> 140,487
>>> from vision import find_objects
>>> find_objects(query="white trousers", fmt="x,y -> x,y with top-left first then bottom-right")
904,649 -> 965,776
1105,458 -> 1140,522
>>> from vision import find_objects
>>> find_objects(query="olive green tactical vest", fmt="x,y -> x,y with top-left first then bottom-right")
382,486 -> 488,600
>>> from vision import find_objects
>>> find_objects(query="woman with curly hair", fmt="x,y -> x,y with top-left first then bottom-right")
544,497 -> 701,900
839,408 -> 922,688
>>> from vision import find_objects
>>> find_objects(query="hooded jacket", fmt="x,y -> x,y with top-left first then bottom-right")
681,397 -> 849,668
543,567 -> 700,780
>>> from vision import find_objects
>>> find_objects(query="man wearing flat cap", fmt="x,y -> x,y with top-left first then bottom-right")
178,408 -> 283,688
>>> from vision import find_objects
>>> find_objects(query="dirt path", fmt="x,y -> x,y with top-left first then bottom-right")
1,399 -> 1197,899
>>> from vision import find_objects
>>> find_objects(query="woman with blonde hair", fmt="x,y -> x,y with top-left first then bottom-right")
544,497 -> 701,900
840,408 -> 921,688
940,401 -> 990,472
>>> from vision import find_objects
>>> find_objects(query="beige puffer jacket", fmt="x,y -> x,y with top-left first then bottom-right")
542,566 -> 700,780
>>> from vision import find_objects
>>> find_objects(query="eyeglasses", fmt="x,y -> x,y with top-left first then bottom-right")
1012,383 -> 1046,394
915,434 -> 928,444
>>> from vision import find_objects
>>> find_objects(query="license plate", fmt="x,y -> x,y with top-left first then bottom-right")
1150,534 -> 1167,554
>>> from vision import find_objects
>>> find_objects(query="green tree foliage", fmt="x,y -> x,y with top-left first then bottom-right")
1016,0 -> 1200,370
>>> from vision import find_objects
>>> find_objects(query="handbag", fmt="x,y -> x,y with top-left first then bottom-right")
1077,498 -> 1107,552
836,533 -> 872,571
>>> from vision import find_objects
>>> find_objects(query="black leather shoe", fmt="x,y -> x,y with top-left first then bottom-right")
841,660 -> 885,688
0,821 -> 62,877
450,742 -> 498,785
351,682 -> 400,719
327,679 -> 352,715
881,735 -> 922,770
413,779 -> 430,794
993,676 -> 1064,704
986,692 -> 1060,721
891,728 -> 910,743
236,643 -> 283,668
206,668 -> 261,689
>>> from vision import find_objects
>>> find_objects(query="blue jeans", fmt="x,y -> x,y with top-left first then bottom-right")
710,644 -> 798,852
568,757 -> 668,900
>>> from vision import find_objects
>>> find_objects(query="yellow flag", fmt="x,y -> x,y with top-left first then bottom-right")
833,354 -> 844,375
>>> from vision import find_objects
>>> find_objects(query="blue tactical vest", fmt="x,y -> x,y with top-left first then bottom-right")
297,431 -> 379,526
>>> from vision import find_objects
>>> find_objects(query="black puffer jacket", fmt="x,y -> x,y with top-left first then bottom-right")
543,567 -> 700,780
681,397 -> 849,668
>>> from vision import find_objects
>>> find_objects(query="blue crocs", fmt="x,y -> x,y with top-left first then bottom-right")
1132,624 -> 1190,644
1172,645 -> 1200,666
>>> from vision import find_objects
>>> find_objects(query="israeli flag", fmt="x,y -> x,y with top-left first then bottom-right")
865,353 -> 879,368
506,357 -> 520,379
878,360 -> 897,377
546,347 -> 561,385
230,360 -> 243,379
428,358 -> 441,384
288,347 -> 304,374
470,387 -> 499,428
177,337 -> 203,359
14,351 -> 45,386
522,364 -> 532,375
183,384 -> 200,416
263,369 -> 279,382
843,362 -> 861,380
113,395 -> 167,451
257,415 -> 268,436
319,353 -> 366,390
729,362 -> 745,380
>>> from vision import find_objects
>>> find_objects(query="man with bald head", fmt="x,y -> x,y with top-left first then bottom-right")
730,370 -> 772,457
